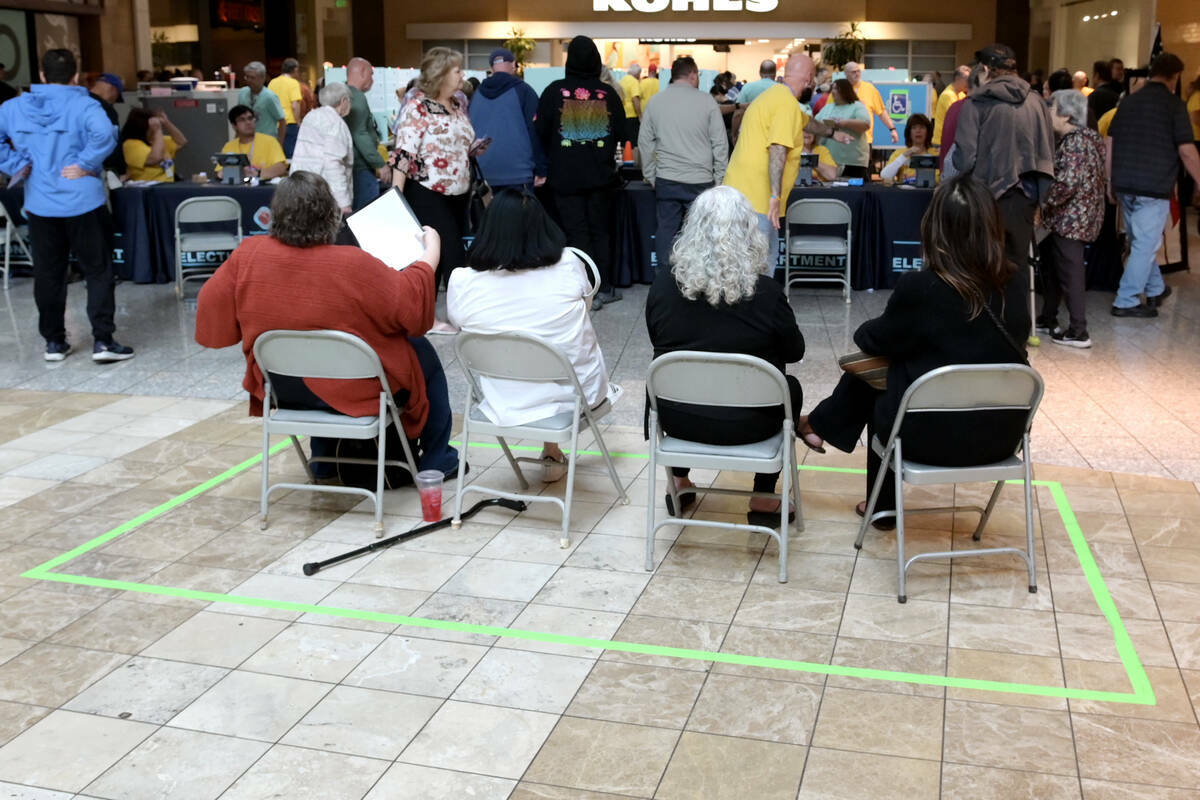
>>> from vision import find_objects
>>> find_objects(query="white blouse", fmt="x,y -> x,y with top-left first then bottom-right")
289,106 -> 354,208
447,252 -> 615,427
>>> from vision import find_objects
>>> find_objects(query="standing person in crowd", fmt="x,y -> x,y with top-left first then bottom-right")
1110,58 -> 1127,92
345,56 -> 390,211
1109,53 -> 1200,316
448,189 -> 619,482
0,48 -> 131,362
933,66 -> 970,146
290,82 -> 356,215
952,43 -> 1054,274
619,62 -> 642,146
237,61 -> 286,145
536,36 -> 627,309
843,62 -> 900,145
1073,70 -> 1093,96
298,75 -> 317,119
469,48 -> 546,192
268,57 -> 304,157
121,107 -> 188,182
940,64 -> 987,172
737,60 -> 778,107
724,53 -> 833,272
0,63 -> 17,104
639,56 -> 728,271
640,64 -> 660,109
87,73 -> 127,177
220,105 -> 288,181
720,71 -> 740,102
881,113 -> 936,181
1037,90 -> 1105,347
1186,73 -> 1200,227
600,65 -> 624,106
799,176 -> 1030,528
195,171 -> 460,479
815,78 -> 871,178
1043,68 -> 1073,99
1088,60 -> 1122,120
646,186 -> 806,523
392,46 -> 475,331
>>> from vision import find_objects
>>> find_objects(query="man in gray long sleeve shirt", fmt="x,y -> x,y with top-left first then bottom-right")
639,56 -> 729,270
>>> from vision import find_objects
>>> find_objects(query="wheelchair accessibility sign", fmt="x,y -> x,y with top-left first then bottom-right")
887,90 -> 909,119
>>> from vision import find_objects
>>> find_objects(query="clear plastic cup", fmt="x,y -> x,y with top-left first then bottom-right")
415,470 -> 444,523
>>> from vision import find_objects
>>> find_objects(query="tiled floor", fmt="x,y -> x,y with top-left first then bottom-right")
0,389 -> 1199,798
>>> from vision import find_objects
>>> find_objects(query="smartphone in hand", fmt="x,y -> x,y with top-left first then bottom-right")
468,137 -> 493,158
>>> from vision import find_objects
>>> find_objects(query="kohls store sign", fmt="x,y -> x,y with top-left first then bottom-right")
595,0 -> 778,10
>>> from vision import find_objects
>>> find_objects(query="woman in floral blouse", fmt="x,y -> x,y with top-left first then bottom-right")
392,47 -> 475,328
1039,89 -> 1106,349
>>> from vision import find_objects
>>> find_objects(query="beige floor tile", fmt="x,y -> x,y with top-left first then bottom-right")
1057,613 -> 1178,667
296,582 -> 428,634
943,700 -> 1077,775
837,593 -> 949,645
600,614 -> 727,672
343,635 -> 486,697
1163,621 -> 1200,669
940,763 -> 1082,799
567,661 -> 704,728
132,562 -> 256,606
733,583 -> 846,635
0,508 -> 64,544
1119,491 -> 1200,519
532,566 -> 651,613
947,648 -> 1067,709
281,685 -> 441,760
812,686 -> 943,760
510,783 -> 632,799
1150,581 -> 1200,624
168,670 -> 330,742
140,611 -> 287,668
522,716 -> 677,797
393,592 -> 525,646
0,710 -> 155,793
439,557 -> 559,602
180,530 -> 301,572
495,603 -> 626,658
1138,546 -> 1200,585
1073,713 -> 1200,789
0,643 -> 126,706
1052,573 -> 1161,620
950,562 -> 1052,610
751,551 -> 855,594
826,636 -> 947,697
48,599 -> 197,654
366,763 -> 516,799
83,727 -> 269,800
452,648 -> 593,714
1127,515 -> 1200,551
222,745 -> 389,800
630,574 -> 746,624
63,656 -> 227,724
476,526 -> 584,564
239,622 -> 385,682
656,731 -> 806,800
401,700 -> 557,780
0,587 -> 106,641
1041,510 -> 1133,545
796,747 -> 940,800
714,625 -> 835,685
948,604 -> 1060,657
1065,661 -> 1196,723
686,673 -> 821,744
1080,778 -> 1200,799
849,556 -> 950,602
0,702 -> 48,748
655,540 -> 764,583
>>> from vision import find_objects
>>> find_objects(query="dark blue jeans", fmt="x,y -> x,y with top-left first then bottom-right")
283,123 -> 299,159
653,178 -> 712,271
352,169 -> 381,212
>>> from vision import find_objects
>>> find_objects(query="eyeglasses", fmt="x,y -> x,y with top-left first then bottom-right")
236,114 -> 257,123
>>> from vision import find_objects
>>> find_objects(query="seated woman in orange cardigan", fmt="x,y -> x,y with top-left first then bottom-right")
194,170 -> 460,478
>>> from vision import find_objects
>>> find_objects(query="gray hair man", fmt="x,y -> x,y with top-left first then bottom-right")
639,56 -> 729,270
843,61 -> 899,144
237,60 -> 286,141
345,56 -> 391,210
289,82 -> 356,214
268,56 -> 304,157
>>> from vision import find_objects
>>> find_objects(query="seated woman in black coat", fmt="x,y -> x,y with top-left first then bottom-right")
646,185 -> 808,523
799,175 -> 1032,527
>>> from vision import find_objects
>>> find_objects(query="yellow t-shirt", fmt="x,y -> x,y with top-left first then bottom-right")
1097,107 -> 1117,138
932,86 -> 965,146
884,147 -> 940,181
855,80 -> 885,144
221,133 -> 287,170
268,74 -> 303,124
1081,86 -> 1094,97
123,135 -> 179,182
805,145 -> 837,181
1188,92 -> 1200,140
640,76 -> 660,108
620,74 -> 642,119
724,84 -> 810,215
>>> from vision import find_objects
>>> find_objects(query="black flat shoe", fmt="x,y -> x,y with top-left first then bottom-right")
855,501 -> 896,530
1110,304 -> 1157,318
1148,286 -> 1172,307
665,491 -> 696,516
747,507 -> 796,527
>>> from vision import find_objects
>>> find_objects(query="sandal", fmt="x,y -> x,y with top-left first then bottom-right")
796,416 -> 826,454
855,500 -> 896,531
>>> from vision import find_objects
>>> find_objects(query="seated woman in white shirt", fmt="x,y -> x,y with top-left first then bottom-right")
447,188 -> 618,482
880,113 -> 938,182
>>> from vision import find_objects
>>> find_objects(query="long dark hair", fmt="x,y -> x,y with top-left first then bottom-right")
920,175 -> 1013,319
467,189 -> 566,270
831,78 -> 859,105
120,108 -> 155,144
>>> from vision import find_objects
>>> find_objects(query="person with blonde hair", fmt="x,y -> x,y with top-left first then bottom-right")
646,185 -> 806,523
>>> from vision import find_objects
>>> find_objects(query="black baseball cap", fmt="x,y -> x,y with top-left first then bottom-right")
975,44 -> 1017,70
490,48 -> 516,66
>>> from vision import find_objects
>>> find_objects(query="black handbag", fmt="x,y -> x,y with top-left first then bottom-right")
466,156 -> 492,235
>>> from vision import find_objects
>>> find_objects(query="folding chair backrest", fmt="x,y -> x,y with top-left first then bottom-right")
253,330 -> 389,387
176,196 -> 242,227
890,363 -> 1043,444
647,351 -> 792,415
785,198 -> 852,227
456,331 -> 575,383
565,246 -> 602,302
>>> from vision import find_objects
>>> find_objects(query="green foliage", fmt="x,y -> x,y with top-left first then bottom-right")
503,27 -> 537,76
822,22 -> 867,70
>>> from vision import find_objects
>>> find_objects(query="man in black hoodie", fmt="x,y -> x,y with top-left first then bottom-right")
470,49 -> 546,191
536,36 -> 627,308
953,43 -> 1055,273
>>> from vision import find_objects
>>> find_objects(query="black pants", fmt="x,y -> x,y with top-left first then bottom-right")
997,189 -> 1037,272
404,181 -> 467,289
1040,233 -> 1088,334
654,178 -> 712,271
555,188 -> 616,293
665,374 -> 803,494
27,206 -> 116,344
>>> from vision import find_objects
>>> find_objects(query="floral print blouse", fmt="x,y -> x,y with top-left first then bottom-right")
1042,126 -> 1106,243
392,91 -> 474,196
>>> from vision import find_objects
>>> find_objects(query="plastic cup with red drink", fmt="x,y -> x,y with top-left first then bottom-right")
415,470 -> 444,522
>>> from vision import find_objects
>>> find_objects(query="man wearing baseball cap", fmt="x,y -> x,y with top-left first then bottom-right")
88,72 -> 127,176
951,43 -> 1055,275
468,47 -> 546,191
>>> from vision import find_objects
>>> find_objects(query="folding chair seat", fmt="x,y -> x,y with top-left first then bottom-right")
784,198 -> 852,303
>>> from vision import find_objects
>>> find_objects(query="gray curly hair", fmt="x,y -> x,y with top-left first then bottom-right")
1050,89 -> 1088,128
670,186 -> 767,307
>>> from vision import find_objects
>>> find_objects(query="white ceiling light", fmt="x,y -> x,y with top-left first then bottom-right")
1083,15 -> 1091,21
758,38 -> 770,43
1111,9 -> 1118,14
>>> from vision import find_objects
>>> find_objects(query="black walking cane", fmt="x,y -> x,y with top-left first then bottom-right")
302,498 -> 527,576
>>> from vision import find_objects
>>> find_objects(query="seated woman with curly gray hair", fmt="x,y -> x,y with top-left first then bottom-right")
195,171 -> 461,481
646,185 -> 809,523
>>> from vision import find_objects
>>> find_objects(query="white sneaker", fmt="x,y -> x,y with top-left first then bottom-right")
540,454 -> 567,483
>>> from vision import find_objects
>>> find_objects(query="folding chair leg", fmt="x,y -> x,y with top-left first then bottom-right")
777,443 -> 790,584
373,395 -> 386,538
893,442 -> 907,603
645,420 -> 658,572
591,425 -> 629,505
973,480 -> 1005,541
452,407 -> 471,528
497,437 -> 530,491
259,418 -> 271,530
560,404 -> 582,549
855,443 -> 892,550
791,436 -> 804,533
1023,436 -> 1038,594
289,435 -> 315,482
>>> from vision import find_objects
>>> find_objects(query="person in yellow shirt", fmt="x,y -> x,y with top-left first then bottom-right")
843,61 -> 899,145
1188,75 -> 1200,141
933,66 -> 969,146
881,113 -> 939,182
268,58 -> 304,157
618,63 -> 642,143
220,105 -> 289,181
801,130 -> 837,181
724,53 -> 835,272
1073,71 -> 1093,96
121,107 -> 188,182
640,65 -> 660,109
1097,106 -> 1117,138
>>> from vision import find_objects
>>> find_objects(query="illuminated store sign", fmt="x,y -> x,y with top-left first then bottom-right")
594,0 -> 779,11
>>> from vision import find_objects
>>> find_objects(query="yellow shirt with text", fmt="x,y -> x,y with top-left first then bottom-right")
268,74 -> 303,124
724,84 -> 810,215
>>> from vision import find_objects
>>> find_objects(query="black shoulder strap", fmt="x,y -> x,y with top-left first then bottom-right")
981,298 -> 1030,365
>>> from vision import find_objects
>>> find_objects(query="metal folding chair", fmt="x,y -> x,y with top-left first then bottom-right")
253,330 -> 418,537
645,351 -> 803,583
855,364 -> 1045,602
0,203 -> 32,293
784,198 -> 852,303
452,331 -> 628,548
175,196 -> 241,299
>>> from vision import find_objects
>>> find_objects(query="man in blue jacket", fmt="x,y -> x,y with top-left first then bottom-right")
0,49 -> 131,363
469,48 -> 546,192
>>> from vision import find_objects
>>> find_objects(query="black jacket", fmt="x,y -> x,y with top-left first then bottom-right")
89,92 -> 126,175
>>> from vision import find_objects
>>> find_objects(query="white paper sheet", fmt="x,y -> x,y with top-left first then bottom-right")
346,187 -> 425,271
